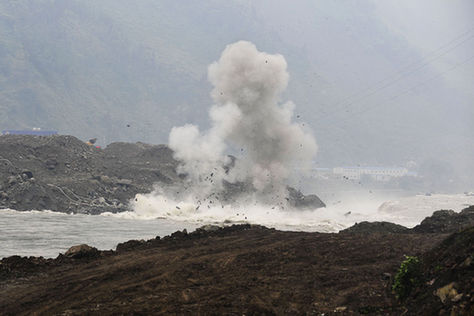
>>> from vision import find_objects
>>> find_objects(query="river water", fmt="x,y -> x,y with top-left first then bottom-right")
1,193 -> 473,258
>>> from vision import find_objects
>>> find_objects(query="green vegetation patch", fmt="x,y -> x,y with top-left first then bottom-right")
392,255 -> 423,300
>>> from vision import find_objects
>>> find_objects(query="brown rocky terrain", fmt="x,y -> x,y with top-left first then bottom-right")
402,226 -> 474,315
0,225 -> 449,315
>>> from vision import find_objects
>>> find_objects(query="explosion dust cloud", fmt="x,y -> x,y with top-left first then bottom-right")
168,41 -> 317,206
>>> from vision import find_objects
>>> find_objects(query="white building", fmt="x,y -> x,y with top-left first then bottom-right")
332,166 -> 410,181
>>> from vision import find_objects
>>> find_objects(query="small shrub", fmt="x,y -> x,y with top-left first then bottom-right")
392,255 -> 423,300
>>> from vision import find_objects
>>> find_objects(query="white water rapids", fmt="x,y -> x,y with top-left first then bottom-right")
1,193 -> 473,258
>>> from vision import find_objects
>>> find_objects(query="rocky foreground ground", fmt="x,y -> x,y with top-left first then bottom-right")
1,207 -> 473,315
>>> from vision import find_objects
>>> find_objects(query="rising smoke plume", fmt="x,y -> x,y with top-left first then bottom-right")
169,41 -> 317,204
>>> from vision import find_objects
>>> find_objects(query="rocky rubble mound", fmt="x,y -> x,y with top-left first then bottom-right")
0,135 -> 325,213
339,205 -> 474,235
0,135 -> 181,214
412,205 -> 474,233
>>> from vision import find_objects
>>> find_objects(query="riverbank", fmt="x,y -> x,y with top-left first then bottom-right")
1,208 -> 473,315
0,225 -> 447,315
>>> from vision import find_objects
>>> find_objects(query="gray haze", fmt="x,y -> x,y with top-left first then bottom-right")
0,0 -> 473,191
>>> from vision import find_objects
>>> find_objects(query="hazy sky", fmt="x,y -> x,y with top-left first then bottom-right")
1,0 -> 473,189
373,0 -> 474,93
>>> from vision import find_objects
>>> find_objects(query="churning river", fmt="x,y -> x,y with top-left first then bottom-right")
1,193 -> 473,258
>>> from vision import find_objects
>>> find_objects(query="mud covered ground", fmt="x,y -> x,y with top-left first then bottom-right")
1,219 -> 473,315
0,225 -> 447,315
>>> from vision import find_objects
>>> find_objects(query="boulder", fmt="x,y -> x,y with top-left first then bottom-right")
21,170 -> 33,179
7,176 -> 17,186
45,158 -> 58,170
116,178 -> 132,186
287,186 -> 326,209
64,244 -> 99,258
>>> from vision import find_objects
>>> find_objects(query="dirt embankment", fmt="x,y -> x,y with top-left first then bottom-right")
402,226 -> 474,315
1,222 -> 472,315
0,224 -> 451,315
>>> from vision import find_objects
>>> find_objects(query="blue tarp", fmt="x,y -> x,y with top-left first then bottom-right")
1,130 -> 58,136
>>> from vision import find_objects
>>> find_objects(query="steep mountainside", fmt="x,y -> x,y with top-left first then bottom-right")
0,0 -> 472,188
